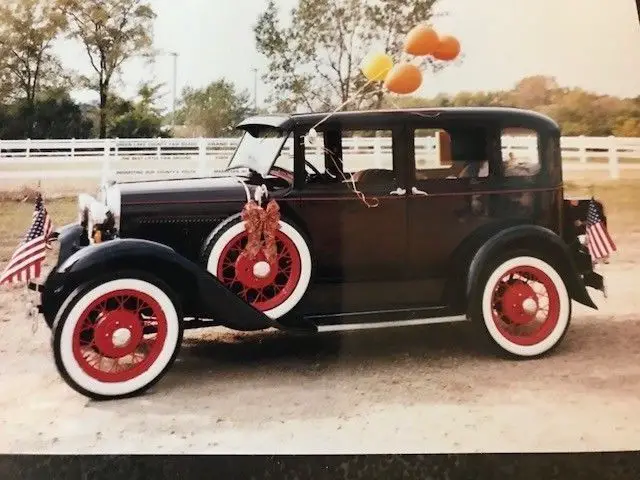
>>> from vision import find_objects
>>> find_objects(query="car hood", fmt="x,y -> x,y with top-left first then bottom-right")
117,175 -> 251,206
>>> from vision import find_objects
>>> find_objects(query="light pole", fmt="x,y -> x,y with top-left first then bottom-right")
252,67 -> 258,113
138,50 -> 179,130
169,51 -> 178,130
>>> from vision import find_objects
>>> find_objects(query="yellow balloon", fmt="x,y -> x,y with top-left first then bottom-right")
361,52 -> 394,82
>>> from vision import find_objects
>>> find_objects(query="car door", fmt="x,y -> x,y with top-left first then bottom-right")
404,124 -> 498,306
294,125 -> 410,312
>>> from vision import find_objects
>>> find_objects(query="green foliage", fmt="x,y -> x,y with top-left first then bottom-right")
0,0 -> 68,101
175,80 -> 252,137
57,0 -> 156,137
0,88 -> 93,139
0,0 -> 70,135
107,83 -> 168,138
254,0 -> 446,112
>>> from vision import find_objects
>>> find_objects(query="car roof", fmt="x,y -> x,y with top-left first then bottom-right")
237,107 -> 560,134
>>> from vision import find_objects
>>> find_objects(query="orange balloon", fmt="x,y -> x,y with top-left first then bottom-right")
383,63 -> 423,95
404,24 -> 440,56
433,35 -> 461,61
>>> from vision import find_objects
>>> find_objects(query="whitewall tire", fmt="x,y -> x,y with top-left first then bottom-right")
204,215 -> 312,319
52,274 -> 183,400
474,253 -> 572,358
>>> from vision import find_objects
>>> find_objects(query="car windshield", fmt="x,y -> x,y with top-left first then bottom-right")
226,125 -> 290,176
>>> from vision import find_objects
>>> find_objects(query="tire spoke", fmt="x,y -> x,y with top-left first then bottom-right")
215,227 -> 302,312
71,287 -> 170,385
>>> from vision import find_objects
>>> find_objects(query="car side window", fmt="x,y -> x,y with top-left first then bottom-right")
302,132 -> 326,173
340,129 -> 397,186
414,128 -> 489,181
501,128 -> 541,177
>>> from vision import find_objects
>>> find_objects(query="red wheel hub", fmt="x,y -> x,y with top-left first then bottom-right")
500,280 -> 538,325
93,310 -> 144,359
72,288 -> 168,383
234,252 -> 278,289
217,228 -> 302,312
491,265 -> 561,346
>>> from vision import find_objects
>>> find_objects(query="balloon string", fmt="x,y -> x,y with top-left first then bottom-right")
315,144 -> 379,208
386,96 -> 442,118
310,76 -> 379,131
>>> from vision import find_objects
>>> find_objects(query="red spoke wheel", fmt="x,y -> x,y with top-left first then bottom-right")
52,274 -> 183,400
206,215 -> 312,319
489,266 -> 559,346
476,254 -> 571,358
72,289 -> 167,383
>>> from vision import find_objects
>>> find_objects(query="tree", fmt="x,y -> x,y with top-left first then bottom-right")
372,75 -> 640,137
506,75 -> 560,109
176,80 -> 252,137
0,0 -> 68,135
57,0 -> 156,138
108,82 -> 169,138
0,88 -> 93,139
612,118 -> 640,137
254,0 -> 447,113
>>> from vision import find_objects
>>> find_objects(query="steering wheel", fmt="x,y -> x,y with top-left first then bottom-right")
305,159 -> 322,176
270,160 -> 322,181
269,166 -> 294,183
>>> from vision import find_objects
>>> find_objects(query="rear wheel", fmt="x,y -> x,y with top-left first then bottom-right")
471,252 -> 572,358
52,272 -> 183,400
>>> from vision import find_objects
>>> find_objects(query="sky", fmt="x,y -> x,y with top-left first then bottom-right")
53,0 -> 640,114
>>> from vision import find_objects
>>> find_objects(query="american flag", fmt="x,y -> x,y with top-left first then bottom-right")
585,198 -> 616,261
0,194 -> 53,285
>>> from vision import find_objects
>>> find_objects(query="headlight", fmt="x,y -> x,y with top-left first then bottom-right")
89,201 -> 108,224
101,183 -> 121,231
78,189 -> 118,244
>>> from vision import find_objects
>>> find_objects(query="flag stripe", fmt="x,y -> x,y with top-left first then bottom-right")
0,245 -> 47,282
589,226 -> 606,257
1,239 -> 47,270
585,198 -> 616,261
0,193 -> 53,285
595,223 -> 616,252
2,238 -> 47,270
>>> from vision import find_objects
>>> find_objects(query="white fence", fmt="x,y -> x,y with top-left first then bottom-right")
1,135 -> 639,185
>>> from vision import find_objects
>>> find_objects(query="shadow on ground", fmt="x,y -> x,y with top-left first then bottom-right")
76,314 -> 640,431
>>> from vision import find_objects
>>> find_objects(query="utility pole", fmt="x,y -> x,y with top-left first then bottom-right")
169,52 -> 179,130
252,68 -> 258,113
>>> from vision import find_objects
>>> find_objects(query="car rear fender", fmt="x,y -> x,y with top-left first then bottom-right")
52,238 -> 276,331
465,224 -> 597,311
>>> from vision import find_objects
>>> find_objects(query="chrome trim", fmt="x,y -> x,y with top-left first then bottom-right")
316,315 -> 468,333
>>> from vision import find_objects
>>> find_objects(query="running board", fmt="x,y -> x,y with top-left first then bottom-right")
316,315 -> 468,333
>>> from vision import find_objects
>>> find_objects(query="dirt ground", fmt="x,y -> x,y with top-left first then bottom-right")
1,173 -> 640,454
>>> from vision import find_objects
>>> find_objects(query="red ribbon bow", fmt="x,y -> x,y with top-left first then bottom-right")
240,199 -> 281,263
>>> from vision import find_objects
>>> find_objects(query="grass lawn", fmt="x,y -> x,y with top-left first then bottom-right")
0,197 -> 77,264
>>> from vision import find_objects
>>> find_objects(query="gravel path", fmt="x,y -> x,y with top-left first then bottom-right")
1,244 -> 640,454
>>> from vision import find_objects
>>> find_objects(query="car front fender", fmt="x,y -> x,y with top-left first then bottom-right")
51,238 -> 277,332
466,224 -> 597,310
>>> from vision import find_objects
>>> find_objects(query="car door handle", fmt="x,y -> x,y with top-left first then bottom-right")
411,186 -> 429,196
389,187 -> 406,195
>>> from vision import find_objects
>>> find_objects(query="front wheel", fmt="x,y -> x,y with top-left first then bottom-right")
52,272 -> 183,400
471,252 -> 572,359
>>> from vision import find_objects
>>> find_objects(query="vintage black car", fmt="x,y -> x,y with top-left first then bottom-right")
34,107 -> 609,400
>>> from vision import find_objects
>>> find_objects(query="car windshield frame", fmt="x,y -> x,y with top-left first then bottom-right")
225,125 -> 292,177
